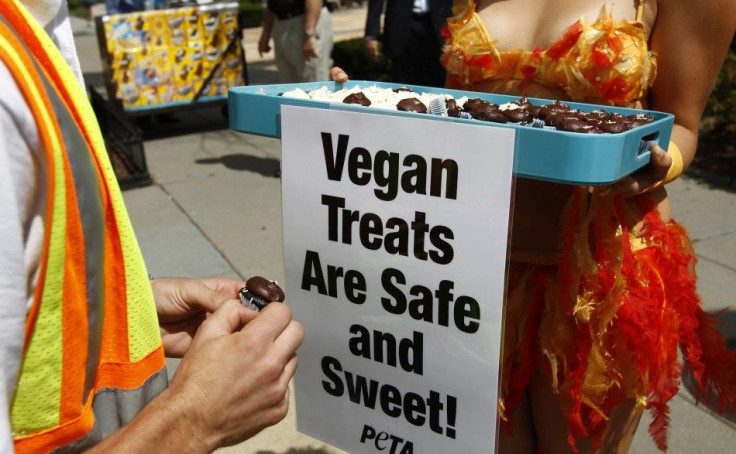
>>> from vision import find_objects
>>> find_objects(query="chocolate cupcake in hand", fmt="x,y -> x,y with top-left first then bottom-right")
239,276 -> 286,312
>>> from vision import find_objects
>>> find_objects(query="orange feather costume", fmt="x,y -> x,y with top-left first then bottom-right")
441,1 -> 736,451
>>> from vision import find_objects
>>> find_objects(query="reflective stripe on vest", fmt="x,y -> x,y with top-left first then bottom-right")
1,1 -> 167,452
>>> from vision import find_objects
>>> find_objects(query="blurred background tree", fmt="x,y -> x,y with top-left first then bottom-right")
331,37 -> 392,81
691,36 -> 736,180
702,37 -> 736,131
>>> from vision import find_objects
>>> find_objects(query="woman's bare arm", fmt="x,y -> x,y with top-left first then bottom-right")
649,0 -> 736,170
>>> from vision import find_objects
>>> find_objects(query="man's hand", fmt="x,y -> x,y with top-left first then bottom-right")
364,37 -> 380,61
152,278 -> 245,357
612,143 -> 673,197
87,300 -> 304,452
302,35 -> 319,60
166,301 -> 304,449
258,32 -> 272,57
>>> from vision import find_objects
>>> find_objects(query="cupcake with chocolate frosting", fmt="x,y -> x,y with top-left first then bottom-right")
343,92 -> 371,106
446,98 -> 462,117
396,97 -> 428,113
503,106 -> 533,124
470,102 -> 508,123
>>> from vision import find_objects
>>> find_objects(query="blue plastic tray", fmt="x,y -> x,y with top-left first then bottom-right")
228,81 -> 674,185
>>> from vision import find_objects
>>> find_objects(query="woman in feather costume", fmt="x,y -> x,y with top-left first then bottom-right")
333,0 -> 736,452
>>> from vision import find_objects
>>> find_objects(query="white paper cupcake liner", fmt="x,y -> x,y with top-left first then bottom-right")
428,96 -> 448,116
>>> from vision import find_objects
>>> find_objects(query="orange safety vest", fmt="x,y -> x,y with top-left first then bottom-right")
0,1 -> 167,452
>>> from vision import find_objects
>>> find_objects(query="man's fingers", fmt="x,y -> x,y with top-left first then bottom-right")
237,303 -> 295,340
279,355 -> 299,388
330,66 -> 349,83
272,320 -> 305,360
180,278 -> 252,315
195,300 -> 250,341
179,281 -> 233,314
258,43 -> 270,57
203,278 -> 245,296
236,304 -> 304,363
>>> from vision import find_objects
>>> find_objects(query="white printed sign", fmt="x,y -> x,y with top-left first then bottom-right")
281,105 -> 516,454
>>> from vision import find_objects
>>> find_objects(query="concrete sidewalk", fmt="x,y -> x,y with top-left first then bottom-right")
69,5 -> 736,453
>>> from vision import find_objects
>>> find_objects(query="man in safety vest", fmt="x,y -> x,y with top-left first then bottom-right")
0,1 -> 304,452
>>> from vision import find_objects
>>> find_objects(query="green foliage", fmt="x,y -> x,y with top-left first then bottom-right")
704,37 -> 736,129
331,37 -> 392,82
67,0 -> 88,17
238,1 -> 266,29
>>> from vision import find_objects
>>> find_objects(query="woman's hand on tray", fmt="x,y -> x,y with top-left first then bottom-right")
329,66 -> 349,84
611,142 -> 673,197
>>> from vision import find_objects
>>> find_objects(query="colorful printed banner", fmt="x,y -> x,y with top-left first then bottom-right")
98,2 -> 245,110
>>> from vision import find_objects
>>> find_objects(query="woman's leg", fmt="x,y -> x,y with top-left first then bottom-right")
497,389 -> 537,454
529,371 -> 643,454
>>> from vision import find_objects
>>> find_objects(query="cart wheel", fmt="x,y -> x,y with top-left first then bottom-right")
221,104 -> 229,119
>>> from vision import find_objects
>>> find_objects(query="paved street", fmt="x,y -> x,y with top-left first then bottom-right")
69,4 -> 736,453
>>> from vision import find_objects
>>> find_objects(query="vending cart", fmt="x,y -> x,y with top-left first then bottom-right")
95,1 -> 247,117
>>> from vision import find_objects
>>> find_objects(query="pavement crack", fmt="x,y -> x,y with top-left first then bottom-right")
697,253 -> 736,272
154,183 -> 245,281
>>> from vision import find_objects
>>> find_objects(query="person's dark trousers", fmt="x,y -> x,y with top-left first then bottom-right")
390,13 -> 446,88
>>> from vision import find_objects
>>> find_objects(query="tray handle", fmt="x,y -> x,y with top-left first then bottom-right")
634,132 -> 660,166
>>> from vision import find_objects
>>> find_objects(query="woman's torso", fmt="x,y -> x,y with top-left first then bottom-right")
458,0 -> 667,261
